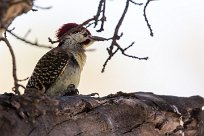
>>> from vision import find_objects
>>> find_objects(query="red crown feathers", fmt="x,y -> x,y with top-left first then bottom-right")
56,23 -> 91,40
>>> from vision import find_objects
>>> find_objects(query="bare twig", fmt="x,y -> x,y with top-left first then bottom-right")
33,5 -> 52,10
0,36 -> 20,94
96,0 -> 106,32
129,0 -> 143,5
32,5 -> 52,12
122,42 -> 148,60
0,30 -> 30,94
31,9 -> 38,12
101,0 -> 147,72
23,29 -> 31,39
48,37 -> 59,44
6,29 -> 53,49
80,18 -> 96,27
101,48 -> 119,73
94,0 -> 103,24
79,0 -> 107,32
12,84 -> 26,91
110,0 -> 130,50
18,77 -> 29,82
143,0 -> 154,36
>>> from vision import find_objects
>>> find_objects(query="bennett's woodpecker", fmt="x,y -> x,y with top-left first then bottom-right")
25,23 -> 102,96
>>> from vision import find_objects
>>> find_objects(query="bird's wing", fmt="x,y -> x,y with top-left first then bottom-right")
26,48 -> 74,91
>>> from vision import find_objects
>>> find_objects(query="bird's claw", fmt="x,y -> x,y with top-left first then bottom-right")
85,93 -> 99,97
63,84 -> 79,96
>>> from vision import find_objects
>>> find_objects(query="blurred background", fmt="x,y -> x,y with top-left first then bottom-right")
0,0 -> 204,97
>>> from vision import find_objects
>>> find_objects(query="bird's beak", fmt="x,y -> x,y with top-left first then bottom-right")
89,35 -> 108,41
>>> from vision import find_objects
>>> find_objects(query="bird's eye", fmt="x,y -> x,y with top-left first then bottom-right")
83,32 -> 88,37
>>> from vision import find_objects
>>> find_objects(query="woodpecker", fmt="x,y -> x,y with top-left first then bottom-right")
24,23 -> 102,96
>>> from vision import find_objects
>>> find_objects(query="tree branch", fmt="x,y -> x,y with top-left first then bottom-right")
143,0 -> 155,36
101,48 -> 119,73
33,5 -> 52,10
0,92 -> 203,135
6,29 -> 53,49
0,35 -> 21,95
101,0 -> 147,72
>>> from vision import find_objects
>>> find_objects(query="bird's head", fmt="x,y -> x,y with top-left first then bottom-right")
56,23 -> 95,49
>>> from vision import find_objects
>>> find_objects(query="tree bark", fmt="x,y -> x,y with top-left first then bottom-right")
0,92 -> 203,136
0,0 -> 33,36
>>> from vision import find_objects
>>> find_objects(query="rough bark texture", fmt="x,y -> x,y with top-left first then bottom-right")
0,92 -> 203,136
0,0 -> 33,36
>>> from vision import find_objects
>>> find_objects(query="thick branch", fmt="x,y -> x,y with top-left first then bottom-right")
0,92 -> 203,136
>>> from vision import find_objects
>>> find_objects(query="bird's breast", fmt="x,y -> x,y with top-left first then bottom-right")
46,62 -> 81,96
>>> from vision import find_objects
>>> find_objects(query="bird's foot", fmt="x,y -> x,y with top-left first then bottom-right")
63,84 -> 79,96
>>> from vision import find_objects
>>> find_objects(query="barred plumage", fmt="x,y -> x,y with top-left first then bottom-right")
26,47 -> 76,91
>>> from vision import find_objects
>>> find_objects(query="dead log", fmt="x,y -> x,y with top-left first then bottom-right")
0,92 -> 203,136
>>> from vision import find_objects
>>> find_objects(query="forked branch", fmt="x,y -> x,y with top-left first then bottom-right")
0,33 -> 27,95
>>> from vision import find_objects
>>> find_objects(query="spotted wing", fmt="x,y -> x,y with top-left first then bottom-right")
26,48 -> 70,91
